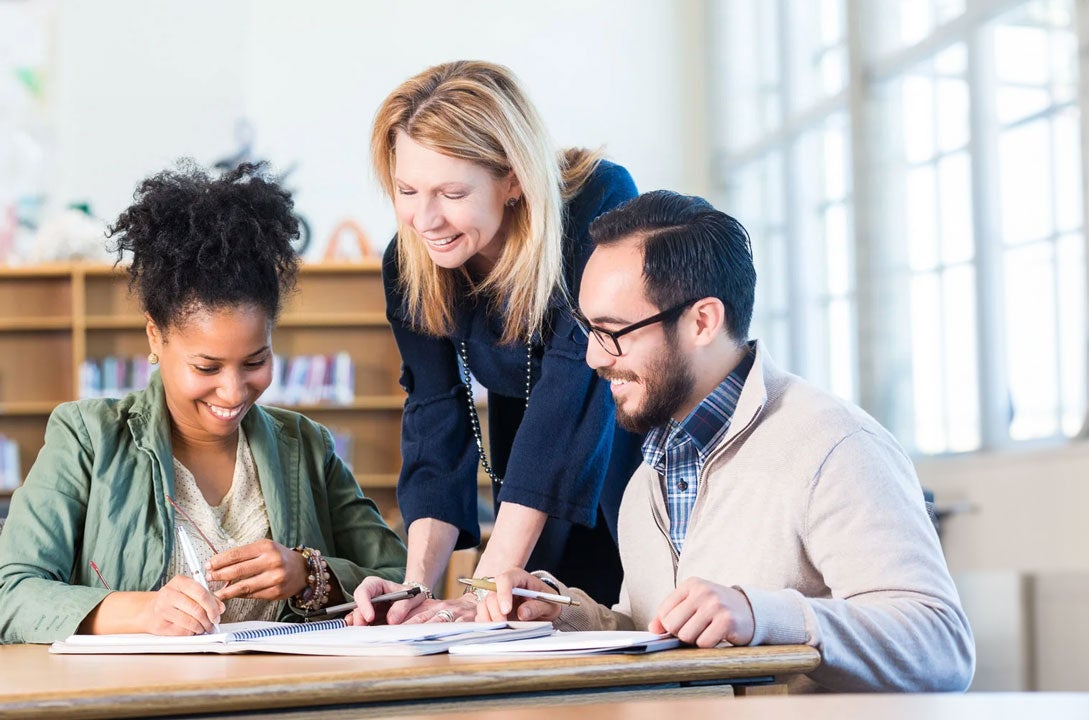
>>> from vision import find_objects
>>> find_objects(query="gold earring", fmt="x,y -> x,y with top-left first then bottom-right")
148,352 -> 159,365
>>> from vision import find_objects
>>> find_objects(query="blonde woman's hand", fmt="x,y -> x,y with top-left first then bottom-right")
473,569 -> 563,623
346,576 -> 424,626
400,593 -> 478,624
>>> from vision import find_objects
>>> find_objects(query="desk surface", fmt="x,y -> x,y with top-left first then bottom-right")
0,642 -> 819,719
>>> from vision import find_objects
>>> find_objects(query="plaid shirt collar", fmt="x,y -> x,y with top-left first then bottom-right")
642,343 -> 756,470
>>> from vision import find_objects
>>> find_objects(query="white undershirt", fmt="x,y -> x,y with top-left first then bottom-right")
168,428 -> 278,623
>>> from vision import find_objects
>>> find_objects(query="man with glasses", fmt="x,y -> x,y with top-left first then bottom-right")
477,190 -> 974,693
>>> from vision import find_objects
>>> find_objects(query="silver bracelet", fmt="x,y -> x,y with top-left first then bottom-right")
403,580 -> 434,600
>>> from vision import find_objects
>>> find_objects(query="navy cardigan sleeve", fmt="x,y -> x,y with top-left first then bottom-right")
387,162 -> 638,549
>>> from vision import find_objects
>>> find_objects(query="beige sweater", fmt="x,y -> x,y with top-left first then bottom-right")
552,342 -> 975,693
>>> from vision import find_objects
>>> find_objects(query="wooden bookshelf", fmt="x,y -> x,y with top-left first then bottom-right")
0,261 -> 407,522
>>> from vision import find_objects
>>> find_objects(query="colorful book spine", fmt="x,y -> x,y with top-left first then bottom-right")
0,434 -> 21,491
78,357 -> 152,399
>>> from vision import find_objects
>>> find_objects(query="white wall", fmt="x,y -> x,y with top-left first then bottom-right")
919,444 -> 1089,574
41,0 -> 708,259
918,445 -> 1089,690
51,0 -> 249,230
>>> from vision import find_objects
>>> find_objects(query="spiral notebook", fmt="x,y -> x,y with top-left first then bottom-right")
49,619 -> 554,656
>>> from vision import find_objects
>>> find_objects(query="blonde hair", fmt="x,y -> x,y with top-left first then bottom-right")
372,60 -> 601,345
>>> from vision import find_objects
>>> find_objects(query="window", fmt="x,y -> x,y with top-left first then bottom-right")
713,0 -> 857,403
710,0 -> 1085,454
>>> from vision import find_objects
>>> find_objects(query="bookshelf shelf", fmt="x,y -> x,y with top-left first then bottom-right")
268,395 -> 405,412
354,473 -> 399,489
278,313 -> 389,328
0,401 -> 58,416
0,318 -> 73,332
84,316 -> 145,330
0,260 -> 406,522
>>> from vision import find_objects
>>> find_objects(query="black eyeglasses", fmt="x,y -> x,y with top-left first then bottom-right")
573,298 -> 700,357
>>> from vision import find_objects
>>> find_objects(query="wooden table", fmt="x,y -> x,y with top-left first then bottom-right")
0,643 -> 819,719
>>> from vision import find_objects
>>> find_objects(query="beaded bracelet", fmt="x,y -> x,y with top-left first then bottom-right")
291,546 -> 331,611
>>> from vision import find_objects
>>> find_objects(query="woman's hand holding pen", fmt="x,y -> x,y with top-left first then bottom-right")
346,577 -> 415,625
205,539 -> 311,602
474,569 -> 563,623
139,576 -> 224,636
347,578 -> 479,625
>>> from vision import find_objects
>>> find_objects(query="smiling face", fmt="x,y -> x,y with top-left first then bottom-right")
148,303 -> 273,447
580,240 -> 697,433
392,130 -> 520,272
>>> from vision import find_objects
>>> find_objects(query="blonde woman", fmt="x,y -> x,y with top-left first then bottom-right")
348,61 -> 642,624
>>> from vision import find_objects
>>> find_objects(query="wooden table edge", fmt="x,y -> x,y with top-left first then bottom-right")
0,645 -> 820,719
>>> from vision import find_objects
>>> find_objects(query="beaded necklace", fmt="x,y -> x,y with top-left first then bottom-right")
457,340 -> 532,487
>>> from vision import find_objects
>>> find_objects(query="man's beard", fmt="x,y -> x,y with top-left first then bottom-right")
601,340 -> 695,434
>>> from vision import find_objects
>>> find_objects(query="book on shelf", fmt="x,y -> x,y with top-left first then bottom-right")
262,352 -> 354,407
49,619 -> 554,656
328,426 -> 353,470
447,630 -> 682,656
332,351 -> 354,405
79,356 -> 151,399
0,434 -> 20,491
78,353 -> 356,407
302,353 -> 328,406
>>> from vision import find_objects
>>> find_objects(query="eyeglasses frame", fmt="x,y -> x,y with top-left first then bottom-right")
574,297 -> 701,357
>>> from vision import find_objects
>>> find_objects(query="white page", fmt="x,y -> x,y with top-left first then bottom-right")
58,621 -> 284,647
449,630 -> 680,655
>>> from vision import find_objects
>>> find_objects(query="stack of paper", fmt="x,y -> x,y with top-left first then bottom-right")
50,620 -> 554,656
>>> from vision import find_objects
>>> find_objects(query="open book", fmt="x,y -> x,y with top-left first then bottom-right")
449,630 -> 681,656
49,619 -> 553,656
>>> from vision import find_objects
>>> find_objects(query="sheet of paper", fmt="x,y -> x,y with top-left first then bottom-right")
448,630 -> 681,655
57,621 -> 283,647
50,621 -> 556,656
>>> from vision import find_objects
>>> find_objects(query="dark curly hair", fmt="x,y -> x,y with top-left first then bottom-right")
108,161 -> 300,333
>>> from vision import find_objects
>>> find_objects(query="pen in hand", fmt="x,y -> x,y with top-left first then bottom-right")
306,585 -> 423,619
176,524 -> 221,634
457,577 -> 581,607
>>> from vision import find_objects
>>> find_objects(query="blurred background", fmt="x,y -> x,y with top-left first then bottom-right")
1,0 -> 1087,691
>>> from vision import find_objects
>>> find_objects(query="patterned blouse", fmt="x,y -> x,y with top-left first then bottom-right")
168,428 -> 279,623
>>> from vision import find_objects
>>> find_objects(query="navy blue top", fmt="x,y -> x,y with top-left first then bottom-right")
384,161 -> 641,551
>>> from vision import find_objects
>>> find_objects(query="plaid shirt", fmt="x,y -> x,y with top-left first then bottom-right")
641,346 -> 754,553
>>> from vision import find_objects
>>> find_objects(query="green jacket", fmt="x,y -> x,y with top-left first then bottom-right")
0,374 -> 406,643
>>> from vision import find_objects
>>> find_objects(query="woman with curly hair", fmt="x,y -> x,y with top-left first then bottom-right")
0,162 -> 406,643
348,61 -> 642,625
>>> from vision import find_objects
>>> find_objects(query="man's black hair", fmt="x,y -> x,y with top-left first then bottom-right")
588,190 -> 756,340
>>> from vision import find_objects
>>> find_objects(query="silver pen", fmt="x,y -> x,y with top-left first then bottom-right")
305,585 -> 423,619
176,524 -> 221,633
